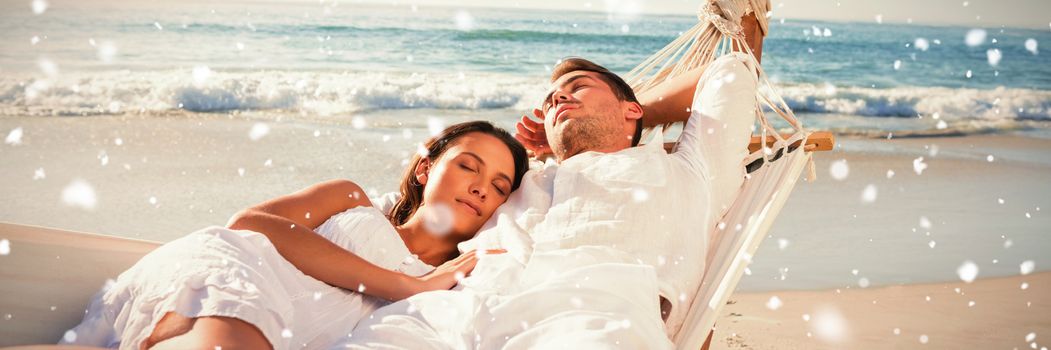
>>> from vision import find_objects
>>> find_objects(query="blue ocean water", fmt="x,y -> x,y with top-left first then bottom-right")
1,1 -> 1049,134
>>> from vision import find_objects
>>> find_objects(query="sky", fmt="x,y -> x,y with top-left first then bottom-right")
352,0 -> 1051,29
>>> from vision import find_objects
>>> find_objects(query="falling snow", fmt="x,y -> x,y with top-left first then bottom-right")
986,49 -> 1002,67
957,261 -> 979,283
1025,39 -> 1039,55
1020,260 -> 1035,275
249,123 -> 270,141
765,296 -> 783,310
860,184 -> 878,203
964,29 -> 986,47
829,159 -> 849,180
5,127 -> 23,145
62,179 -> 97,210
31,0 -> 48,14
913,157 -> 928,175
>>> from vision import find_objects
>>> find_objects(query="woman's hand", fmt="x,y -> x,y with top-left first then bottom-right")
412,249 -> 506,294
514,109 -> 551,159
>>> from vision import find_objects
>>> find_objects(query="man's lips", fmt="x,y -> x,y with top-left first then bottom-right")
554,105 -> 578,124
456,199 -> 481,216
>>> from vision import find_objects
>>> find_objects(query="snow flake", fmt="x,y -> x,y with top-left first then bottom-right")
1025,39 -> 1038,55
5,127 -> 24,145
632,188 -> 649,202
777,238 -> 790,250
919,216 -> 931,229
858,277 -> 870,288
986,155 -> 995,162
765,296 -> 782,310
33,168 -> 45,180
427,117 -> 445,136
282,328 -> 293,338
97,41 -> 117,63
986,49 -> 1002,67
965,29 -> 986,47
31,0 -> 48,15
192,66 -> 212,85
829,159 -> 849,180
919,334 -> 929,344
454,11 -> 474,31
912,157 -> 927,175
957,260 -> 978,283
62,179 -> 97,210
914,38 -> 929,51
62,329 -> 76,342
421,202 -> 454,236
860,184 -> 877,203
811,306 -> 849,343
249,123 -> 270,141
351,117 -> 367,130
0,239 -> 10,255
1020,260 -> 1035,275
893,60 -> 902,70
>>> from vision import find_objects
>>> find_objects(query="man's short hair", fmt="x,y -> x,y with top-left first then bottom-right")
550,57 -> 644,147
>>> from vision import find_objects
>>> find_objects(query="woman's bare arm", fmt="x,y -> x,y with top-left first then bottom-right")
226,179 -> 425,301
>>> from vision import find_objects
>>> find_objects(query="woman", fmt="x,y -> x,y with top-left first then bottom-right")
60,121 -> 530,350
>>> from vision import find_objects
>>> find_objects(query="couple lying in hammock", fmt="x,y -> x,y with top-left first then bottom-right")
57,15 -> 767,350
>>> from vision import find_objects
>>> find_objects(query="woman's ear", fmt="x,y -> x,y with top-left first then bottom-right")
414,158 -> 431,185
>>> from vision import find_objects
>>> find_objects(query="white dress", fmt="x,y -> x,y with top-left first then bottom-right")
61,206 -> 434,350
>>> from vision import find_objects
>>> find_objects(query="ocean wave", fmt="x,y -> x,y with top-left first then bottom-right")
0,70 -> 546,117
2,71 -> 1048,127
774,84 -> 1051,120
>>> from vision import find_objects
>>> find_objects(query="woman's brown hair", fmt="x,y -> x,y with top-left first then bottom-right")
388,120 -> 530,226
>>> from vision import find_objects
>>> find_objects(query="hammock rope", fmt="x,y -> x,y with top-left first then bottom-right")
622,1 -> 819,348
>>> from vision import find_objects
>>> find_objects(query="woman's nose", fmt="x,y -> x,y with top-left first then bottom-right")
470,183 -> 487,200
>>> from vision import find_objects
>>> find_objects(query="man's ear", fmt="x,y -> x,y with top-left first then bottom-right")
624,101 -> 643,121
414,158 -> 431,185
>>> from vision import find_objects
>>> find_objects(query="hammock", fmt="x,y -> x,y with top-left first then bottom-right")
622,0 -> 824,349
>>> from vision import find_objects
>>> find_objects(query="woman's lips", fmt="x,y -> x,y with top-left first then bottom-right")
456,199 -> 481,216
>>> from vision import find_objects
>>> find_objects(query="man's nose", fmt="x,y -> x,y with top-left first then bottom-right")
553,90 -> 571,104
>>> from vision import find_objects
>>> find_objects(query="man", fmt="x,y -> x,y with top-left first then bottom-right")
336,12 -> 767,350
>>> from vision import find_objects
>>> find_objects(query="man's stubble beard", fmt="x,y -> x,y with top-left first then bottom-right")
549,115 -> 621,161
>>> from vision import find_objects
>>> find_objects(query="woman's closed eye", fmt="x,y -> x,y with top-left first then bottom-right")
492,183 -> 508,196
459,163 -> 477,173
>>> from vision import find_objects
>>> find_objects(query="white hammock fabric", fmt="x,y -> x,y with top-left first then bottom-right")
622,1 -> 817,349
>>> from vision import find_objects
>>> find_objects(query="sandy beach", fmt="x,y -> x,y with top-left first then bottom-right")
2,113 -> 1049,348
713,271 -> 1050,349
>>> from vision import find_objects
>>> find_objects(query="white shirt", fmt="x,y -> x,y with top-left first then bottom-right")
380,54 -> 758,337
466,54 -> 757,336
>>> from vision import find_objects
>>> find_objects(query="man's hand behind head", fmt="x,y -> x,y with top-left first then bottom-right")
514,108 -> 552,159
